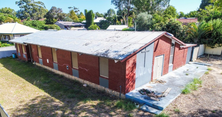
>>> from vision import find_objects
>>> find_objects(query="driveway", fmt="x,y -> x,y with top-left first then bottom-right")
0,46 -> 16,59
126,63 -> 208,114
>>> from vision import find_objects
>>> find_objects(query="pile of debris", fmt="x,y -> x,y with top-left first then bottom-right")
138,88 -> 171,101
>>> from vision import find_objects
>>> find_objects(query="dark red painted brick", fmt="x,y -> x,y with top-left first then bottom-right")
57,49 -> 72,75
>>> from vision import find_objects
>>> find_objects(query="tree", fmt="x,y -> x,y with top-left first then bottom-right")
178,11 -> 185,18
128,16 -> 133,27
69,10 -> 79,22
112,0 -> 132,25
85,10 -> 95,28
88,24 -> 100,30
45,6 -> 66,24
107,8 -> 115,17
16,0 -> 48,20
136,12 -> 152,31
99,20 -> 110,29
0,7 -> 16,16
162,19 -> 184,39
68,6 -> 80,14
163,5 -> 178,18
132,0 -> 170,14
95,12 -> 104,17
199,0 -> 213,9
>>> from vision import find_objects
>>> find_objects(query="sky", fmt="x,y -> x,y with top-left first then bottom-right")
0,0 -> 202,14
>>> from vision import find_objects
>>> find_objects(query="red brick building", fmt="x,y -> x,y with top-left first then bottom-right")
10,31 -> 196,94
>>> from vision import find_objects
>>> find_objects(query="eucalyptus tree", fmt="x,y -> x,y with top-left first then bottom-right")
16,0 -> 48,20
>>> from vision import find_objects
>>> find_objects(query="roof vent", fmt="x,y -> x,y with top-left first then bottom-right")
166,33 -> 174,37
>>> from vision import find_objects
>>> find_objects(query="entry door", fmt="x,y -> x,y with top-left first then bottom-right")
153,55 -> 164,79
135,43 -> 154,88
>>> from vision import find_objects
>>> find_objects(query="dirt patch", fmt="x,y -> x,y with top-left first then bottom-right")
163,56 -> 222,116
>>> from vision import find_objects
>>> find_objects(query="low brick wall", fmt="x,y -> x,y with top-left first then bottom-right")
35,62 -> 126,99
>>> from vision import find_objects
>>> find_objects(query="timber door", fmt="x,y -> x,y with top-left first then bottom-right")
153,55 -> 164,80
186,47 -> 192,64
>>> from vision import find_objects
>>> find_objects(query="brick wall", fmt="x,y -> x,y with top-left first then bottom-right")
125,55 -> 136,94
16,44 -> 28,61
78,54 -> 100,84
151,36 -> 171,80
31,44 -> 39,63
57,49 -> 72,75
173,43 -> 188,70
41,46 -> 53,68
109,59 -> 126,94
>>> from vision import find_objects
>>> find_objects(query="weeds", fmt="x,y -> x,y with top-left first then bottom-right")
174,108 -> 180,113
115,100 -> 136,111
205,71 -> 209,75
186,73 -> 189,76
182,78 -> 202,94
207,68 -> 212,71
155,113 -> 170,117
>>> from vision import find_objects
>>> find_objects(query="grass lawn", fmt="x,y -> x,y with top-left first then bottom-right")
0,58 -> 138,117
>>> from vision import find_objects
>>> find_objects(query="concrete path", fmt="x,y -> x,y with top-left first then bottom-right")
0,46 -> 16,59
126,63 -> 208,114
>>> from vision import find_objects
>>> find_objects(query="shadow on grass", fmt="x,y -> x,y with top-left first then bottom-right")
0,58 -> 134,116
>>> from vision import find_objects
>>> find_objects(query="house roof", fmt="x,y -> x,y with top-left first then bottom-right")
55,21 -> 85,27
177,18 -> 198,24
82,17 -> 106,23
106,25 -> 128,31
10,30 -> 188,61
0,22 -> 39,34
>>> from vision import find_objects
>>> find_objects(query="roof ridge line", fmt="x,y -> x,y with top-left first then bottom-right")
11,22 -> 17,34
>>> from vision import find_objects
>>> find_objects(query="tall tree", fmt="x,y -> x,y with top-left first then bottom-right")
16,0 -> 48,20
0,7 -> 16,16
178,11 -> 185,18
68,6 -> 80,14
69,10 -> 79,22
45,6 -> 66,24
85,10 -> 95,28
107,8 -> 116,17
163,5 -> 178,18
111,0 -> 132,25
132,0 -> 170,14
199,0 -> 213,9
136,12 -> 152,31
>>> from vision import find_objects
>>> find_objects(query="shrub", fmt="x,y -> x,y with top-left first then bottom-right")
122,28 -> 134,31
115,100 -> 136,111
88,24 -> 100,30
45,24 -> 61,30
0,41 -> 14,47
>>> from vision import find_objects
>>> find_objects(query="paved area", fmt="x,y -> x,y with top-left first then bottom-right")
126,63 -> 208,114
0,46 -> 16,59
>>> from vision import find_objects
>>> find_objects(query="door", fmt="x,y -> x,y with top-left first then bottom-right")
153,55 -> 164,80
135,43 -> 154,88
186,47 -> 192,63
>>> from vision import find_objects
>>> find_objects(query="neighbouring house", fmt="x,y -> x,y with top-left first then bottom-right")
10,30 -> 196,94
0,22 -> 39,42
177,17 -> 198,25
106,25 -> 128,31
82,17 -> 106,27
55,21 -> 85,30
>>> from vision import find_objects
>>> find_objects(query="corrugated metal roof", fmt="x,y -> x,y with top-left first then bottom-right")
10,30 -> 165,60
0,22 -> 39,34
55,21 -> 85,26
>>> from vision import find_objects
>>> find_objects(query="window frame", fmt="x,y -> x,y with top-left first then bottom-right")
99,57 -> 109,78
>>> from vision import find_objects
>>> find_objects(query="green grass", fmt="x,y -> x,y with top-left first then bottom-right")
182,78 -> 202,94
174,108 -> 180,113
155,113 -> 170,117
115,100 -> 136,111
205,71 -> 209,75
207,68 -> 212,71
0,41 -> 14,47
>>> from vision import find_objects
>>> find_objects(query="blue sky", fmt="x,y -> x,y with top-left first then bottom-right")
0,0 -> 201,14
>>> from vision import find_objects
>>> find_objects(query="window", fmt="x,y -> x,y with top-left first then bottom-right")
169,43 -> 175,64
71,52 -> 78,69
99,57 -> 109,78
22,45 -> 25,54
17,44 -> 20,53
52,48 -> 57,63
38,46 -> 42,58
